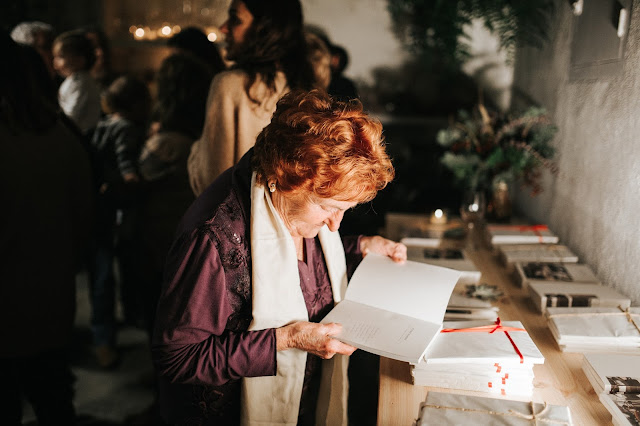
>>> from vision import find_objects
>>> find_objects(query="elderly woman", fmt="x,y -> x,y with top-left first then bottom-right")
153,89 -> 406,425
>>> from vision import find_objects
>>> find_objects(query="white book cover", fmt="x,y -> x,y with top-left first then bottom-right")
583,353 -> 640,394
529,282 -> 631,313
514,261 -> 600,288
487,224 -> 559,245
414,392 -> 573,426
546,307 -> 640,344
321,253 -> 461,363
400,237 -> 441,248
421,320 -> 544,365
499,244 -> 579,265
406,246 -> 481,284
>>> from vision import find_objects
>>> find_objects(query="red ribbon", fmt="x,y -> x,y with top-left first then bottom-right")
489,224 -> 549,243
440,318 -> 526,364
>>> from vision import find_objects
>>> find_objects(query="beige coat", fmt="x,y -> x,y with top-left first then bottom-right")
187,69 -> 289,196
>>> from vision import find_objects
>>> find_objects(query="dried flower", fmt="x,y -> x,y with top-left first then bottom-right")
437,104 -> 557,195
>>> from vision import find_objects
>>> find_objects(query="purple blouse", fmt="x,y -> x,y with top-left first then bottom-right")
152,151 -> 362,425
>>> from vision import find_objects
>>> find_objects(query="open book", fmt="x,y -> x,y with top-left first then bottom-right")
321,253 -> 461,363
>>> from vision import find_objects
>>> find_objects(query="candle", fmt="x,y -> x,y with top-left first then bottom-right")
430,208 -> 448,225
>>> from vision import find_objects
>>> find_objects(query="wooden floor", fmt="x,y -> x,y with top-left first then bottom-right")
377,217 -> 613,426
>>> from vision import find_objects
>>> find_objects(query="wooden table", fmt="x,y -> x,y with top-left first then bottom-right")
377,214 -> 612,426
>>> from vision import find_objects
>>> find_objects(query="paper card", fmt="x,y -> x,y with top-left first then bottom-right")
321,254 -> 461,363
583,353 -> 640,394
546,307 -> 640,340
530,283 -> 631,313
487,224 -> 559,245
499,244 -> 579,265
415,392 -> 572,426
601,393 -> 640,426
515,262 -> 600,288
407,247 -> 481,284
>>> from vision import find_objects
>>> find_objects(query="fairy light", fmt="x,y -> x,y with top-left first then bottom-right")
207,32 -> 217,42
161,25 -> 172,36
134,27 -> 145,38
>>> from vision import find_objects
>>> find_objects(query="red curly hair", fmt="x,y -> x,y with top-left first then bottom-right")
253,89 -> 394,203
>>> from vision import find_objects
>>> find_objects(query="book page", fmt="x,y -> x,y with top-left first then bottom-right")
342,253 -> 461,323
321,299 -> 442,363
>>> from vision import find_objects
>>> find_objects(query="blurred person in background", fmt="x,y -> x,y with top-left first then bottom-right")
166,26 -> 226,76
10,21 -> 57,82
0,32 -> 93,425
187,0 -> 317,195
88,75 -> 150,369
52,30 -> 101,136
83,26 -> 118,94
327,44 -> 358,102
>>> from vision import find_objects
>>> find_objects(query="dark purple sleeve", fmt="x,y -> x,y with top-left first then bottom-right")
341,235 -> 363,281
152,230 -> 276,386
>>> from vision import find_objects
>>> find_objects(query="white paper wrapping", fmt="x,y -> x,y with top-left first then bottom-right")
422,320 -> 544,365
546,307 -> 640,352
414,392 -> 572,425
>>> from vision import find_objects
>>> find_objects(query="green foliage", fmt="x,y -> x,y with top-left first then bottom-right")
437,104 -> 557,195
387,0 -> 555,67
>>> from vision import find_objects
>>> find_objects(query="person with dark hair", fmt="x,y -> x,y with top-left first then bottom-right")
0,31 -> 93,425
136,52 -> 212,332
153,89 -> 406,425
53,30 -> 101,134
187,0 -> 318,196
83,26 -> 117,92
166,26 -> 226,76
327,44 -> 359,102
123,51 -> 214,426
11,21 -> 57,82
88,75 -> 150,368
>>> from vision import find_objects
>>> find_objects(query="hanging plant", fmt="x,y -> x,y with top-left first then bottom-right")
387,0 -> 555,67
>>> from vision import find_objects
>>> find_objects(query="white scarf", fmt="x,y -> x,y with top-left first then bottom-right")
243,172 -> 349,426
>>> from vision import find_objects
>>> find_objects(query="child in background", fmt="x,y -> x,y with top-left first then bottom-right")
52,30 -> 101,135
89,75 -> 150,369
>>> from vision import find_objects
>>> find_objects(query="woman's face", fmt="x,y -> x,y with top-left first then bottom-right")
220,0 -> 254,60
273,190 -> 357,239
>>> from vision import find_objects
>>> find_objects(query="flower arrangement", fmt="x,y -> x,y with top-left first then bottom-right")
436,104 -> 557,196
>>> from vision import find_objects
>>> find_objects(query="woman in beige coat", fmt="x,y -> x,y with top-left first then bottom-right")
187,0 -> 317,195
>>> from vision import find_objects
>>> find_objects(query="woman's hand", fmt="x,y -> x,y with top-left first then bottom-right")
276,321 -> 357,359
360,235 -> 407,263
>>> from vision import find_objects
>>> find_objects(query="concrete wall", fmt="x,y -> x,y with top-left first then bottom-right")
301,0 -> 407,84
512,0 -> 640,302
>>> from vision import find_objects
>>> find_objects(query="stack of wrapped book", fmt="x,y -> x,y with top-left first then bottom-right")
546,306 -> 640,353
486,224 -> 559,247
444,293 -> 499,321
498,244 -> 579,269
529,281 -> 631,314
411,319 -> 544,399
582,353 -> 640,425
514,261 -> 600,289
414,391 -> 573,425
406,246 -> 482,285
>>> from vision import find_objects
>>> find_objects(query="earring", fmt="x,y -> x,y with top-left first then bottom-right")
269,182 -> 276,193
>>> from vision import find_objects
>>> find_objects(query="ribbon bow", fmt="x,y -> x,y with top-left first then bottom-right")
441,318 -> 526,363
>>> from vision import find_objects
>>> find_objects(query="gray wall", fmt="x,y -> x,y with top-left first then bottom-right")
512,0 -> 640,302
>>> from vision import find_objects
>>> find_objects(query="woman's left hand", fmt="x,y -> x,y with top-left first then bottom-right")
359,235 -> 407,263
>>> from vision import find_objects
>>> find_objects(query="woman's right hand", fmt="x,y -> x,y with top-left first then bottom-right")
276,321 -> 356,359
